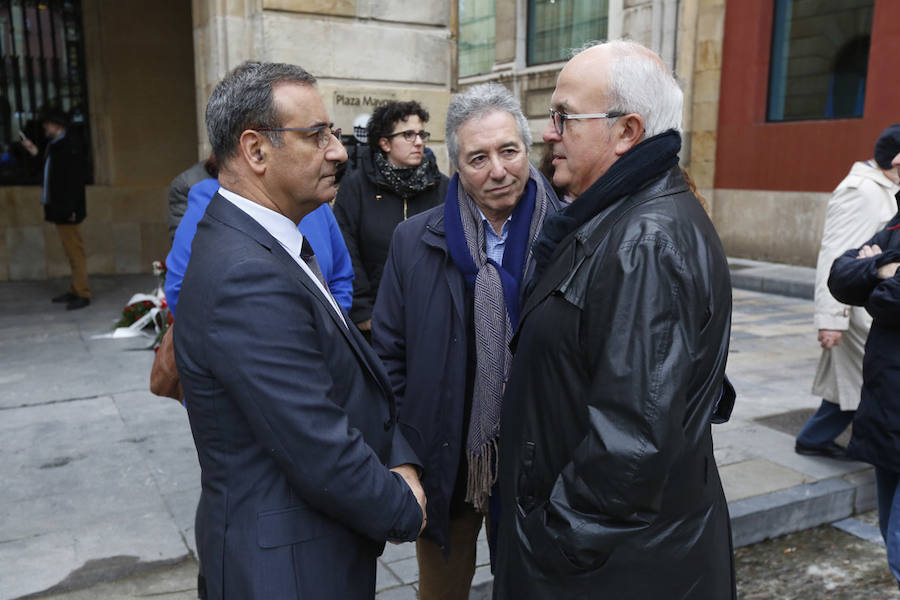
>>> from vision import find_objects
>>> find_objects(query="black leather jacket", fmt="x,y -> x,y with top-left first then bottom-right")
494,167 -> 736,599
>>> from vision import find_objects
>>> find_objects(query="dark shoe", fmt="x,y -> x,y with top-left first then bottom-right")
794,440 -> 851,460
52,292 -> 77,303
66,296 -> 91,311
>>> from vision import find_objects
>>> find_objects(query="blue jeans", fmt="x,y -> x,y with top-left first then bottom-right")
796,399 -> 854,447
875,467 -> 900,589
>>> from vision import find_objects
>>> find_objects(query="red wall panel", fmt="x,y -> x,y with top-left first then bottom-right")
715,0 -> 900,192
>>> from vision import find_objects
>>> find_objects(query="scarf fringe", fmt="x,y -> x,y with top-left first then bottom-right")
465,437 -> 499,514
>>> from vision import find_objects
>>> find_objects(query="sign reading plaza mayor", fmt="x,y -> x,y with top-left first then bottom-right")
320,85 -> 450,143
327,89 -> 397,136
333,90 -> 397,109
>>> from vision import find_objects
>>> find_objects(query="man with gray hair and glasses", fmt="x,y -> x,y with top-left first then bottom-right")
493,40 -> 736,598
174,61 -> 425,599
372,82 -> 562,599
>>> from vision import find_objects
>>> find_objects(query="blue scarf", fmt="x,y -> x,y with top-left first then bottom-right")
444,175 -> 537,329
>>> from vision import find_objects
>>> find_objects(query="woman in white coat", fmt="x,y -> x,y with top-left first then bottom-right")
796,125 -> 900,459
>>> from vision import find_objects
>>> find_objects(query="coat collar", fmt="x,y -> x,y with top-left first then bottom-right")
850,160 -> 900,192
517,167 -> 686,328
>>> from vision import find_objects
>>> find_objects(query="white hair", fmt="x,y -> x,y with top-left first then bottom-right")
445,83 -> 531,169
576,39 -> 683,136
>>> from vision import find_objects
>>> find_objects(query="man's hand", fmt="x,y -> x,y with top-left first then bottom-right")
878,262 -> 900,280
856,244 -> 898,279
390,463 -> 427,536
817,329 -> 842,349
20,136 -> 38,157
357,319 -> 372,332
858,244 -> 883,259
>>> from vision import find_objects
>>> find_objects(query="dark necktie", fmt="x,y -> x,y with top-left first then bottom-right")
300,237 -> 328,291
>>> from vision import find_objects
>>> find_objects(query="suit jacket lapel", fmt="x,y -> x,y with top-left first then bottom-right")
206,194 -> 392,397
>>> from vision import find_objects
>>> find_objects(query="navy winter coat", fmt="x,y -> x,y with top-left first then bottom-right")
372,190 -> 563,552
829,211 -> 900,473
371,207 -> 468,551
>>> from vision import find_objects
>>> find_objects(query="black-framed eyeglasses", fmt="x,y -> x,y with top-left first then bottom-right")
385,129 -> 431,143
254,124 -> 342,149
548,108 -> 625,135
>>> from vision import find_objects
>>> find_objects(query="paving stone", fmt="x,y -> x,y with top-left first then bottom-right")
720,458 -> 811,502
380,539 -> 417,563
832,517 -> 884,546
384,555 -> 420,585
730,477 -> 857,547
376,560 -> 402,592
376,584 -> 418,600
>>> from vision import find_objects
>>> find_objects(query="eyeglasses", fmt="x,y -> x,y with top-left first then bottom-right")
254,124 -> 342,149
385,129 -> 431,143
548,108 -> 625,135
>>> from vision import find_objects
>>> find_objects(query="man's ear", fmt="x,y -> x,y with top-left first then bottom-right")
614,113 -> 645,156
238,130 -> 267,175
378,137 -> 392,154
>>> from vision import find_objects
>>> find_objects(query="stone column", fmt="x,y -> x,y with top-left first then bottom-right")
191,0 -> 259,160
678,0 -> 726,213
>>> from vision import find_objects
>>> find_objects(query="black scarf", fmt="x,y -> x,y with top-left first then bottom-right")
372,150 -> 442,199
528,130 -> 681,292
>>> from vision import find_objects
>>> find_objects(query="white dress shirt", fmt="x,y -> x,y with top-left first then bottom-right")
218,186 -> 347,327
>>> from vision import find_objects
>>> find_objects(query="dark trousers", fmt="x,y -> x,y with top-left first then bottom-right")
875,467 -> 900,590
416,505 -> 485,600
796,399 -> 853,446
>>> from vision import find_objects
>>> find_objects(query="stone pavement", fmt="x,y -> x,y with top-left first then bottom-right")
0,264 -> 879,599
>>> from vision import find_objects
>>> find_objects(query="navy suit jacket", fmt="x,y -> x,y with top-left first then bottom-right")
175,193 -> 422,599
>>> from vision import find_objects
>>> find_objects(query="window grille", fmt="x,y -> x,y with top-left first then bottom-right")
0,0 -> 91,184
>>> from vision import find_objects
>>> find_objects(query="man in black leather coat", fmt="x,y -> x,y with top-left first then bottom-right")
493,40 -> 736,599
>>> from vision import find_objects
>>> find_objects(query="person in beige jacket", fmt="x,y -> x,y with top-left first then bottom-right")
796,124 -> 900,459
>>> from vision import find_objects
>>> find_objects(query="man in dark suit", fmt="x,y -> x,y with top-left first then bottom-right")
22,109 -> 90,310
174,62 -> 426,599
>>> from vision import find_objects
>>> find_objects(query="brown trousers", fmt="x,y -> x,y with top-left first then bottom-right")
416,506 -> 486,600
56,223 -> 90,298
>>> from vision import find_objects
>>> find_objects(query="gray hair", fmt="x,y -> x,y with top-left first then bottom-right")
445,83 -> 532,169
576,39 -> 683,136
205,61 -> 317,164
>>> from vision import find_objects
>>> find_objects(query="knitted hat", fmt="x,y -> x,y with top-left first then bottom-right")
874,124 -> 900,169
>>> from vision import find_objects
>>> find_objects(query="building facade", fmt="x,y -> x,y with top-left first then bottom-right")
1,0 -> 454,282
457,0 -> 900,266
713,0 -> 899,265
1,0 -> 896,282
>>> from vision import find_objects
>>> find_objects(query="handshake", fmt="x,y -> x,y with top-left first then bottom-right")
390,463 -> 428,540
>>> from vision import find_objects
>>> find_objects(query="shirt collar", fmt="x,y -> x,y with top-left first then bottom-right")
218,186 -> 304,258
475,205 -> 512,239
